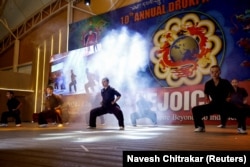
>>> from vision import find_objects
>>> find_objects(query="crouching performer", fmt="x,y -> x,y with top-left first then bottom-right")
87,77 -> 125,130
192,65 -> 246,133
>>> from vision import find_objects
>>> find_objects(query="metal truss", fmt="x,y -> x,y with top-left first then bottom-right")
0,0 -> 68,54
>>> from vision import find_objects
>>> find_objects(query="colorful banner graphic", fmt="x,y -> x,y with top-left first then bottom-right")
50,0 -> 250,125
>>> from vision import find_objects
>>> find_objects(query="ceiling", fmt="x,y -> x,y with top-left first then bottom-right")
0,0 -> 140,51
0,0 -> 53,41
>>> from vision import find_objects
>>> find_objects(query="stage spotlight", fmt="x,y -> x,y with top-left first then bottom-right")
85,0 -> 90,6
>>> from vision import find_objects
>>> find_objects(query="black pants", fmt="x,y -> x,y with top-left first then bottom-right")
85,112 -> 105,124
0,110 -> 21,124
89,105 -> 124,127
38,109 -> 62,124
237,104 -> 250,130
192,102 -> 242,129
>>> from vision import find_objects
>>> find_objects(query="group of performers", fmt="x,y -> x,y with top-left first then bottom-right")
0,65 -> 249,134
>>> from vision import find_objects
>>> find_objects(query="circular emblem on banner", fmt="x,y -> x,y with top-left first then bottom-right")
150,12 -> 225,87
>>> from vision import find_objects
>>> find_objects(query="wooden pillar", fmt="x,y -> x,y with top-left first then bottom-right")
66,1 -> 73,52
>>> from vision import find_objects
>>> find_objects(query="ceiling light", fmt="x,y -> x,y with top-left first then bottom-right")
84,0 -> 90,6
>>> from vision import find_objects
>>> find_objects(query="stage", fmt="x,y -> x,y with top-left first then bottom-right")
0,123 -> 249,167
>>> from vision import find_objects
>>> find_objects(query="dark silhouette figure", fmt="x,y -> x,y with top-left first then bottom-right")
69,69 -> 77,93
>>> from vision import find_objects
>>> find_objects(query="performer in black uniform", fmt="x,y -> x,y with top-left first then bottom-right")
0,91 -> 22,127
88,77 -> 124,130
192,65 -> 244,133
229,79 -> 249,133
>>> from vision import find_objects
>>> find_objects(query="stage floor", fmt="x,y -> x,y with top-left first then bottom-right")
0,123 -> 249,167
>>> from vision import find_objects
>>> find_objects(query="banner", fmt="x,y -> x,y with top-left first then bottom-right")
50,0 -> 250,125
